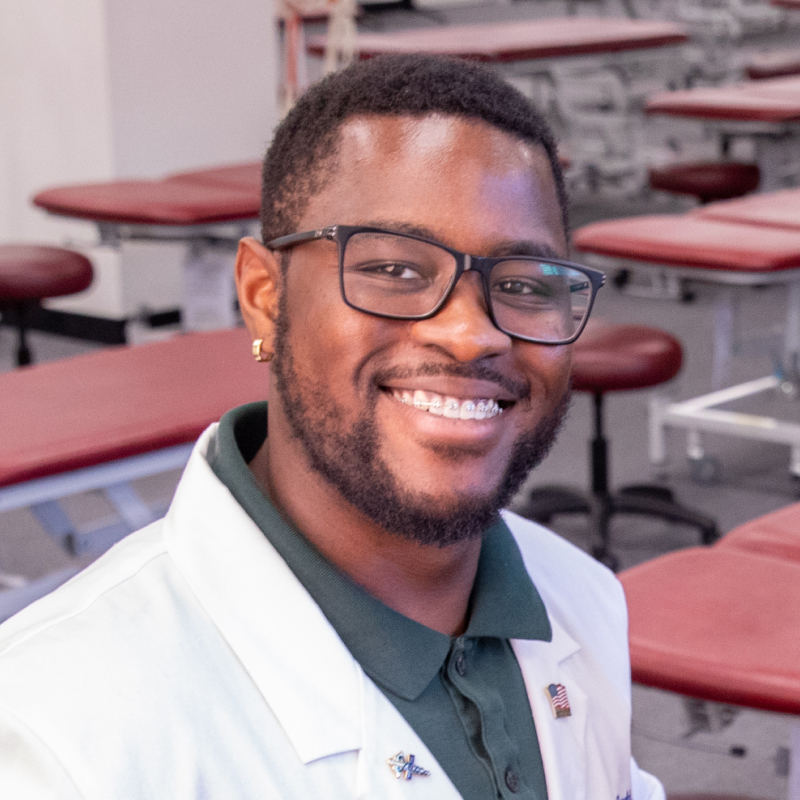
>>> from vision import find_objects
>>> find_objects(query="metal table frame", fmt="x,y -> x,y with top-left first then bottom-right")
582,252 -> 800,477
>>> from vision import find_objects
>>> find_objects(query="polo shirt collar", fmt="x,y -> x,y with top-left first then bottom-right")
210,402 -> 551,702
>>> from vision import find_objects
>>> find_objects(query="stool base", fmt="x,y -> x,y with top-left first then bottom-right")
517,484 -> 719,571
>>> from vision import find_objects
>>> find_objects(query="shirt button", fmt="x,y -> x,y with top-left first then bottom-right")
455,653 -> 466,676
504,767 -> 520,793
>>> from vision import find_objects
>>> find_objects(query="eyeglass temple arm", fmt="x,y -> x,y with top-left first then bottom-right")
267,227 -> 337,250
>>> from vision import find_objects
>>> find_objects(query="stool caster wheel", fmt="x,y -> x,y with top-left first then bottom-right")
591,546 -> 620,572
689,455 -> 721,485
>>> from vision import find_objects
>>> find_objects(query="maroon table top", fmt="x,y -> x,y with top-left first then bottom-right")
696,187 -> 800,230
621,547 -> 800,714
646,75 -> 800,123
307,18 -> 687,62
0,329 -> 268,487
33,179 -> 260,226
771,0 -> 800,8
745,47 -> 800,80
164,162 -> 262,194
574,214 -> 800,271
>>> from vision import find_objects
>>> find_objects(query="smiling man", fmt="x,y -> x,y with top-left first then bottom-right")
0,55 -> 662,799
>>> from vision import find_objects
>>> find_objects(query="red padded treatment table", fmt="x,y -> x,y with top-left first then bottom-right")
164,162 -> 262,194
621,547 -> 800,798
0,328 -> 267,554
0,328 -> 264,490
696,187 -> 800,230
32,179 -> 260,229
574,214 -> 800,274
32,172 -> 262,331
716,501 -> 800,562
645,76 -> 800,124
306,18 -> 687,61
622,547 -> 800,713
746,49 -> 800,81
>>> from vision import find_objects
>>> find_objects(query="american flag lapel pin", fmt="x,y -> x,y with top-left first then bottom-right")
545,683 -> 571,718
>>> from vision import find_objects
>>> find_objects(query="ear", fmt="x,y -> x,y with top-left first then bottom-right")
235,237 -> 281,355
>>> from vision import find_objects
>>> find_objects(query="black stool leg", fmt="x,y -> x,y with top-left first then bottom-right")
13,302 -> 33,367
588,392 -> 619,570
611,489 -> 719,544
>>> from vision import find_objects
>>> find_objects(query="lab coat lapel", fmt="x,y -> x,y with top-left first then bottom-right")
164,429 -> 363,765
512,619 -> 587,800
354,664 -> 462,800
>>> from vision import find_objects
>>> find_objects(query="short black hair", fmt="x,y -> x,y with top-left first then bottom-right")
261,53 -> 569,244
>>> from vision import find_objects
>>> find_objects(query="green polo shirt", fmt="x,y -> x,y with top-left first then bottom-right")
208,402 -> 551,800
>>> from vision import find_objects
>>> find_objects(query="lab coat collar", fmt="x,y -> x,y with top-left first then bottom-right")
163,426 -> 364,765
163,427 -> 588,790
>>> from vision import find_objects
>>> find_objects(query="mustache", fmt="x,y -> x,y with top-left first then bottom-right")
374,362 -> 531,401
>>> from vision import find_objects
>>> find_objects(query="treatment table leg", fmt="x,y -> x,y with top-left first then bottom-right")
784,281 -> 800,367
649,394 -> 668,466
790,721 -> 800,800
712,286 -> 736,391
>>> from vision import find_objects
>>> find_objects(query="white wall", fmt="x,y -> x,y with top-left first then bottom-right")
0,0 -> 277,318
0,0 -> 115,244
105,0 -> 277,178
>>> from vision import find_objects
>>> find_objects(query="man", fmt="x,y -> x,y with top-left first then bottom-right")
0,55 -> 662,799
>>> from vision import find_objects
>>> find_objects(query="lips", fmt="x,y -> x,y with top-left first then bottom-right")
388,388 -> 503,419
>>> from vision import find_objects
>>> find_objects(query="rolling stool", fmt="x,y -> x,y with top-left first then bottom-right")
516,323 -> 718,570
0,244 -> 93,366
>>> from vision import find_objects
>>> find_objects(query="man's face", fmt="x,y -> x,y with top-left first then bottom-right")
273,114 -> 572,545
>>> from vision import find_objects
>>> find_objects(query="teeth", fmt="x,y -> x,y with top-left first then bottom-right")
443,397 -> 461,419
413,390 -> 430,410
391,389 -> 503,419
460,401 -> 476,420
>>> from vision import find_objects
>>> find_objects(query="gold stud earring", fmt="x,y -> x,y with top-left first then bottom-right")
252,338 -> 273,363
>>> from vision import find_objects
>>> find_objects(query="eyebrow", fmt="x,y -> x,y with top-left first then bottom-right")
361,220 -> 561,261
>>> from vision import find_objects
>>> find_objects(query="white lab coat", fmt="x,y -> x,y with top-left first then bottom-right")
0,424 -> 663,800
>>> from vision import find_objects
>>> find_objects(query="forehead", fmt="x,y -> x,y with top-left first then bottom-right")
298,113 -> 565,255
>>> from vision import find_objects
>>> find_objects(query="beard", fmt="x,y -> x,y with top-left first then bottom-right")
273,295 -> 571,548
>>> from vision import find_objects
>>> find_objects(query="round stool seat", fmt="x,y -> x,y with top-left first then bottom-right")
572,323 -> 682,393
0,245 -> 93,301
649,162 -> 760,204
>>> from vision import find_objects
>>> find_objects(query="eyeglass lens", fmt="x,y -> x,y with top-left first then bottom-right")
341,231 -> 591,342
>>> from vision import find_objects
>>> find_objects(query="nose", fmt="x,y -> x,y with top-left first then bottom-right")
409,272 -> 512,362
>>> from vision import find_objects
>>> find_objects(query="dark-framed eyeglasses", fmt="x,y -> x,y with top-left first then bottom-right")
267,225 -> 605,345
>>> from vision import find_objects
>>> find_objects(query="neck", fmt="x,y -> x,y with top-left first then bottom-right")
248,408 -> 482,637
